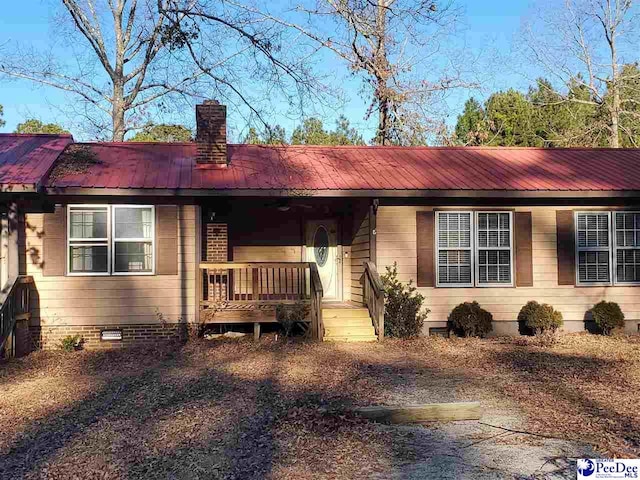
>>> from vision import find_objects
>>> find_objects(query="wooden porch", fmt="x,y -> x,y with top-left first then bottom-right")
199,262 -> 325,339
198,261 -> 385,342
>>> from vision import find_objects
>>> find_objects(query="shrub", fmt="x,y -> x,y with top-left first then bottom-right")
448,301 -> 493,338
276,301 -> 310,337
381,263 -> 429,338
590,301 -> 625,335
59,334 -> 82,352
517,301 -> 563,335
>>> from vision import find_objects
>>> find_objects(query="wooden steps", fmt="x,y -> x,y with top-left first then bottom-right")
322,305 -> 378,342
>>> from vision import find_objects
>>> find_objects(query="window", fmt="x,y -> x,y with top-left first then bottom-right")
476,212 -> 512,285
437,212 -> 472,286
576,212 -> 611,284
113,206 -> 154,273
575,211 -> 640,285
67,205 -> 154,275
436,211 -> 513,287
614,212 -> 640,284
68,206 -> 109,274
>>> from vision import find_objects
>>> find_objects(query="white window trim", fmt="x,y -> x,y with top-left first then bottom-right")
435,210 -> 515,288
575,211 -> 613,286
67,204 -> 110,277
612,211 -> 640,286
435,211 -> 474,288
474,211 -> 514,288
112,205 -> 155,276
67,204 -> 155,277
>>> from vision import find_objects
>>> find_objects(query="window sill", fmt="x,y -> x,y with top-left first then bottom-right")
112,271 -> 155,276
66,272 -> 155,277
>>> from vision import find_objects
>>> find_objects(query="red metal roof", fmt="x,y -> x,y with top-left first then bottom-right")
44,142 -> 640,193
0,134 -> 74,191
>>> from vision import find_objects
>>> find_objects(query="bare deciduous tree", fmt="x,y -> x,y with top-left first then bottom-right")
522,0 -> 640,148
0,0 -> 203,141
248,0 -> 476,145
161,0 -> 331,134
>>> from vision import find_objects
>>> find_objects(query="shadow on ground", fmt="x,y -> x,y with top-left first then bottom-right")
0,339 -> 608,479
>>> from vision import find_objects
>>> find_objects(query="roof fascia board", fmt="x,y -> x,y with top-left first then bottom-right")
43,187 -> 640,199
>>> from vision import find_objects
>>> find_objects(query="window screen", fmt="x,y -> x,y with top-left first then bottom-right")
576,212 -> 611,283
476,212 -> 512,285
437,212 -> 472,285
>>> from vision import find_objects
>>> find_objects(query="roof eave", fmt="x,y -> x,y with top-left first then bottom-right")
42,187 -> 640,199
0,183 -> 40,193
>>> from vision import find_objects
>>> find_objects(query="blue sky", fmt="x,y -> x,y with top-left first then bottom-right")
0,0 -> 533,141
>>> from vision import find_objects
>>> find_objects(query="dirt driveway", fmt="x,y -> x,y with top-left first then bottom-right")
0,334 -> 636,479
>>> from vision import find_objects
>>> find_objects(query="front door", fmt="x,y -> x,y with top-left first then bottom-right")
305,219 -> 341,301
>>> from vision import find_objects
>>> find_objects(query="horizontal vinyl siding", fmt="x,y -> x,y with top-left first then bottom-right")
25,205 -> 197,327
377,205 -> 640,332
351,212 -> 370,305
232,246 -> 302,262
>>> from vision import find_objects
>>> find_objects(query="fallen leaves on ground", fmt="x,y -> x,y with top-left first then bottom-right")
0,333 -> 638,479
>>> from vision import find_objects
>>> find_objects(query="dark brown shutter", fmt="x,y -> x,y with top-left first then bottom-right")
556,210 -> 575,285
156,205 -> 178,275
416,211 -> 435,287
43,205 -> 66,276
514,212 -> 533,287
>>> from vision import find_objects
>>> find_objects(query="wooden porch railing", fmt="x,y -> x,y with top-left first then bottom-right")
360,262 -> 385,341
309,263 -> 323,341
0,276 -> 33,356
199,262 -> 324,340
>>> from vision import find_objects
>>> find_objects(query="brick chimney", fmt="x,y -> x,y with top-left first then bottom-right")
196,100 -> 227,166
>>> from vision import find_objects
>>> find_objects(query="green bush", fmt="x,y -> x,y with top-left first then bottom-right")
276,301 -> 310,337
59,334 -> 82,352
381,263 -> 429,338
448,301 -> 493,338
590,301 -> 625,335
517,301 -> 563,335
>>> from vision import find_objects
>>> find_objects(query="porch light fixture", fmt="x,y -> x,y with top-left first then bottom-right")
275,200 -> 290,212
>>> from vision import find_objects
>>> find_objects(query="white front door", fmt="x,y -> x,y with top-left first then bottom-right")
306,219 -> 341,301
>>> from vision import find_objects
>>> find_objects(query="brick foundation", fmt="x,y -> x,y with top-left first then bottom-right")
29,323 -> 188,351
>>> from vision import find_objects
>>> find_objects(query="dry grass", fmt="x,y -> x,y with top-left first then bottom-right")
0,333 -> 638,479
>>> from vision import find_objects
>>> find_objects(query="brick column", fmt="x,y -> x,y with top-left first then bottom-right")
206,223 -> 228,300
206,223 -> 228,261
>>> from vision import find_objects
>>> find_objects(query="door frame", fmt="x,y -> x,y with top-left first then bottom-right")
303,218 -> 343,302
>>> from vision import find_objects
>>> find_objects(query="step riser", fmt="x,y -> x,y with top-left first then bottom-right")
324,327 -> 376,336
322,310 -> 370,318
322,320 -> 373,328
324,336 -> 377,343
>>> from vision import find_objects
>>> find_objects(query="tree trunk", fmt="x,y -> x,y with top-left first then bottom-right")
377,91 -> 390,146
608,15 -> 620,148
610,90 -> 620,148
112,84 -> 126,142
374,1 -> 390,146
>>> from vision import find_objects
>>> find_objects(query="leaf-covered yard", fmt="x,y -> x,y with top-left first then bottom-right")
0,334 -> 638,479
